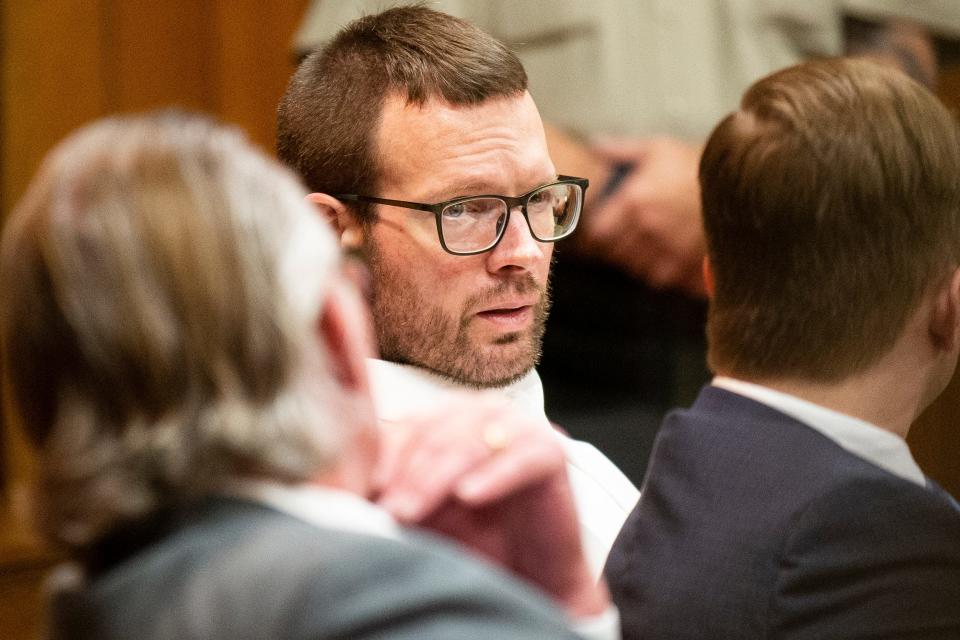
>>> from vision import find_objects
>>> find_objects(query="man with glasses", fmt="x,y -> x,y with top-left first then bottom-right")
277,5 -> 638,575
333,176 -> 585,257
3,112 -> 614,640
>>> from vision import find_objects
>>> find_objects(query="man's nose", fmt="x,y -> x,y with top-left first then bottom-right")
487,205 -> 544,272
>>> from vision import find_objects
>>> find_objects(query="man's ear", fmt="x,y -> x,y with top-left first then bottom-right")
317,278 -> 376,394
306,193 -> 364,251
311,278 -> 380,497
929,266 -> 960,352
702,255 -> 716,300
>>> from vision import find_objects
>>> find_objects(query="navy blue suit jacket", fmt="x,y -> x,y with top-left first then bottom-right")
605,386 -> 960,639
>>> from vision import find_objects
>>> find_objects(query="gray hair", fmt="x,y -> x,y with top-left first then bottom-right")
1,113 -> 344,548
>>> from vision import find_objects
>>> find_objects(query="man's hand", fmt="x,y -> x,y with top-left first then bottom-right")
580,136 -> 706,295
374,394 -> 608,618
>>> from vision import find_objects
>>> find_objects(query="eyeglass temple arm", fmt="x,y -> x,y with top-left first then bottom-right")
333,194 -> 437,213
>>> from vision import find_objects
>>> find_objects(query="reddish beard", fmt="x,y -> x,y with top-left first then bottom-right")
367,248 -> 551,388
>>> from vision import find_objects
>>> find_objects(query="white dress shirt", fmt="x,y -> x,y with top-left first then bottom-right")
712,377 -> 926,486
367,358 -> 640,577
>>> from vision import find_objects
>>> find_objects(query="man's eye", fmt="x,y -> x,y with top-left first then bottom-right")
444,203 -> 468,218
443,199 -> 497,219
529,191 -> 549,204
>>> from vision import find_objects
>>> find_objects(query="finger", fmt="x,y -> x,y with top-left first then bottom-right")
388,410 -> 503,508
454,432 -> 566,505
645,254 -> 686,290
372,394 -> 502,490
379,439 -> 485,523
375,397 -> 507,517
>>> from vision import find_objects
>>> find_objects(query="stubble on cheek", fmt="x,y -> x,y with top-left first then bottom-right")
366,243 -> 551,387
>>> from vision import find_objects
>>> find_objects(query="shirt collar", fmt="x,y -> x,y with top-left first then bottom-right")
365,358 -> 549,425
712,376 -> 926,486
228,480 -> 401,539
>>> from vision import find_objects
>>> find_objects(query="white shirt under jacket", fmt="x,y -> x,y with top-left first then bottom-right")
367,358 -> 641,576
712,377 -> 926,486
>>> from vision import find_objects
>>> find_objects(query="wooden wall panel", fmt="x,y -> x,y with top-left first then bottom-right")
911,371 -> 960,496
1,0 -> 108,221
1,3 -> 308,638
108,1 -> 219,114
213,0 -> 310,153
1,0 -> 309,214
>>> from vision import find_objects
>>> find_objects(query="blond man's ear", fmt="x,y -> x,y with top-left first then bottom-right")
929,266 -> 960,353
702,256 -> 716,300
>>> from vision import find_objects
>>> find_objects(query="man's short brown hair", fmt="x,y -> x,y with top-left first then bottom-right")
276,4 -> 527,219
701,57 -> 960,381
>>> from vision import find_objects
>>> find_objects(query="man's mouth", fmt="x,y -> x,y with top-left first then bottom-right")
475,303 -> 534,330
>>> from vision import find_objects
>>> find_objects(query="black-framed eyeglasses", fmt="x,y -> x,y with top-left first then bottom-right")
335,175 -> 588,256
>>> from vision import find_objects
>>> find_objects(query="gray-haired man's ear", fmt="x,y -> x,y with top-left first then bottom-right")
318,278 -> 376,393
306,193 -> 365,250
312,276 -> 380,496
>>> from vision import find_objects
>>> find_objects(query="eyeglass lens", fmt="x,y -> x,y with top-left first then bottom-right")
439,183 -> 582,254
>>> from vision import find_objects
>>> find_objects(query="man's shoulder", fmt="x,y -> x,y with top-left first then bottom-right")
650,389 -> 959,534
609,394 -> 960,639
55,499 -> 577,640
786,469 -> 960,559
253,517 -> 579,640
657,387 -> 898,484
770,474 -> 960,637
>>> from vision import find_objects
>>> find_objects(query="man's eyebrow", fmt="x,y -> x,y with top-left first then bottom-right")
426,175 -> 561,202
424,182 -> 497,202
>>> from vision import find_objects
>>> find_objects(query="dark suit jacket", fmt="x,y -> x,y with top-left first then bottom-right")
49,496 -> 579,640
605,386 -> 960,640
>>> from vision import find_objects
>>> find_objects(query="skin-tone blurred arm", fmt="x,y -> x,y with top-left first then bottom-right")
374,394 -> 610,620
546,120 -> 707,295
545,117 -> 708,295
584,136 -> 706,295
